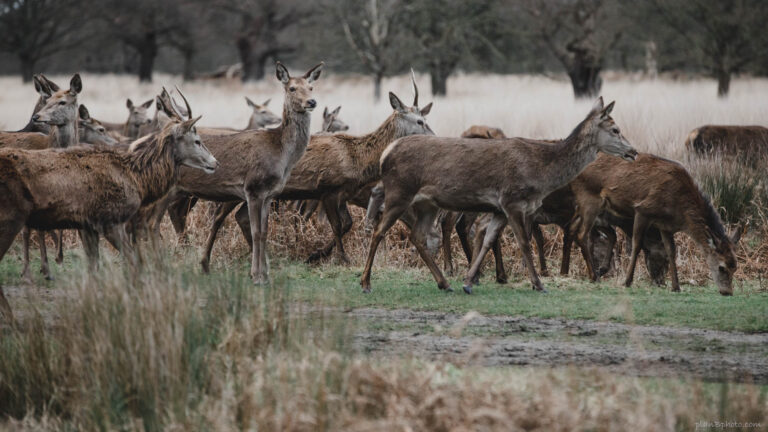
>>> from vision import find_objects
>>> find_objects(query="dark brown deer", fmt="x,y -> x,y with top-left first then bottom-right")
361,98 -> 637,294
0,108 -> 217,320
685,125 -> 768,161
569,153 -> 741,295
78,105 -> 119,146
172,62 -> 323,284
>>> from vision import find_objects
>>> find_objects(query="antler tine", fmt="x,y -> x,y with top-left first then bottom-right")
410,68 -> 418,107
160,86 -> 182,120
175,85 -> 192,119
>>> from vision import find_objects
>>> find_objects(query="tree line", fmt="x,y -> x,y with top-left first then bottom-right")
1,0 -> 767,98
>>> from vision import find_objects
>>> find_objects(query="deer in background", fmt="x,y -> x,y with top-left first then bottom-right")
12,74 -> 60,134
245,97 -> 281,129
685,125 -> 768,164
322,106 -> 349,133
361,98 -> 637,294
78,105 -> 119,146
98,98 -> 153,140
173,62 -> 323,284
569,153 -> 741,295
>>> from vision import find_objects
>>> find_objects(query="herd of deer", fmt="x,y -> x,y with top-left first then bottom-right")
0,61 -> 750,320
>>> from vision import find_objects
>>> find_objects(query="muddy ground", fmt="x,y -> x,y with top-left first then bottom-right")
347,308 -> 768,384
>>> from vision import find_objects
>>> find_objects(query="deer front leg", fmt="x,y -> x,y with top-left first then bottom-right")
624,213 -> 649,288
316,194 -> 350,264
246,195 -> 267,285
200,201 -> 240,274
258,197 -> 272,283
38,230 -> 52,280
410,204 -> 452,291
464,213 -> 507,294
440,212 -> 458,276
20,227 -> 32,282
54,230 -> 64,264
78,229 -> 100,271
361,199 -> 411,293
560,225 -> 573,276
531,223 -> 548,276
659,230 -> 680,292
507,211 -> 545,292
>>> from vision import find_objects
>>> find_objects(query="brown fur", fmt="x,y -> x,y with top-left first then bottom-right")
685,125 -> 768,162
569,153 -> 740,295
460,125 -> 506,139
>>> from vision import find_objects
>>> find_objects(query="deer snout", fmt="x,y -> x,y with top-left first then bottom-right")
32,114 -> 41,122
306,99 -> 317,109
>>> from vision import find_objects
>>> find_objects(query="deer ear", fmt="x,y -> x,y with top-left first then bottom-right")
323,106 -> 329,117
332,105 -> 341,116
127,99 -> 134,109
245,96 -> 256,108
276,61 -> 290,84
389,92 -> 407,113
590,96 -> 604,114
177,115 -> 202,136
141,99 -> 153,109
601,101 -> 615,118
262,98 -> 270,106
420,102 -> 433,117
79,104 -> 90,120
731,224 -> 745,244
69,74 -> 82,95
304,62 -> 324,83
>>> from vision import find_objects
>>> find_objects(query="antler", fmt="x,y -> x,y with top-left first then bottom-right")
159,87 -> 183,121
410,68 -> 418,107
175,85 -> 192,119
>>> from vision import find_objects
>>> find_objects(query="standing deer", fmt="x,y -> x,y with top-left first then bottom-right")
13,74 -> 60,134
361,98 -> 637,294
569,153 -> 741,295
98,98 -> 154,139
173,62 -> 323,284
0,103 -> 217,320
685,125 -> 768,163
245,97 -> 281,129
322,106 -> 349,132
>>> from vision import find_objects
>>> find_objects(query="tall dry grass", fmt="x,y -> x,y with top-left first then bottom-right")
1,258 -> 766,431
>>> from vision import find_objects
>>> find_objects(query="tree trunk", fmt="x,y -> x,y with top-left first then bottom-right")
253,53 -> 269,81
19,57 -> 35,83
567,65 -> 602,99
373,73 -> 383,102
137,33 -> 158,83
237,37 -> 257,82
717,70 -> 731,97
182,49 -> 195,81
429,62 -> 452,96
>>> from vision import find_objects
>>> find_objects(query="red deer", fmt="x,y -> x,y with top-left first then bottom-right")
685,125 -> 768,161
360,98 -> 637,294
172,62 -> 324,284
245,97 -> 281,129
0,103 -> 218,320
78,105 -> 119,146
322,106 -> 349,133
569,153 -> 741,295
12,74 -> 60,134
460,125 -> 506,139
178,72 -> 433,272
97,98 -> 154,139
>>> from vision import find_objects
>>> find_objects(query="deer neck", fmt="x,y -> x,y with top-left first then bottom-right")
279,104 -> 312,167
127,134 -> 178,205
50,118 -> 79,148
356,112 -> 401,184
544,123 -> 600,191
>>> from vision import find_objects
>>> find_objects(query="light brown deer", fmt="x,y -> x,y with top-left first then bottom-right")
0,107 -> 217,320
569,153 -> 741,295
173,62 -> 323,284
245,97 -> 281,129
322,106 -> 349,133
460,125 -> 506,139
13,74 -> 60,134
361,98 -> 637,294
78,105 -> 119,146
98,98 -> 154,140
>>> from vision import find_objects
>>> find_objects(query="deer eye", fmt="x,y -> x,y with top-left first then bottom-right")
289,87 -> 296,92
194,139 -> 201,146
417,120 -> 424,126
98,127 -> 105,133
309,86 -> 313,91
58,101 -> 66,106
612,128 -> 619,134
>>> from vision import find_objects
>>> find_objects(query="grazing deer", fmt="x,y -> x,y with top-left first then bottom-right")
685,125 -> 768,163
98,98 -> 154,140
569,153 -> 740,295
0,104 -> 217,320
173,62 -> 323,283
361,98 -> 637,294
245,97 -> 281,129
322,106 -> 349,132
78,105 -> 119,146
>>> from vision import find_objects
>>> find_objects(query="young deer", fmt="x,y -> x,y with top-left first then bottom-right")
569,153 -> 741,295
0,104 -> 217,320
361,98 -> 637,294
174,62 -> 323,284
245,97 -> 281,129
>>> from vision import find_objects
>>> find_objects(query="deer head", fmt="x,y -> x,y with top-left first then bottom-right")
125,98 -> 154,137
388,70 -> 434,136
276,61 -> 323,113
322,106 -> 349,132
246,96 -> 280,128
79,105 -> 118,146
32,74 -> 81,127
706,225 -> 742,296
588,97 -> 637,161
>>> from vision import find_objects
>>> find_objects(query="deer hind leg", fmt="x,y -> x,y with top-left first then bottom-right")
455,213 -> 475,264
440,212 -> 458,276
54,230 -> 64,264
246,194 -> 268,285
200,201 -> 240,274
464,213 -> 507,294
410,203 -> 451,291
38,230 -> 52,280
492,234 -> 507,284
258,197 -> 272,283
659,230 -> 680,292
560,224 -> 573,276
531,223 -> 548,276
20,227 -> 32,282
0,219 -> 26,323
308,195 -> 350,264
168,195 -> 197,243
78,229 -> 100,272
573,202 -> 602,281
507,211 -> 545,292
624,213 -> 650,288
361,198 -> 412,294
234,202 -> 253,252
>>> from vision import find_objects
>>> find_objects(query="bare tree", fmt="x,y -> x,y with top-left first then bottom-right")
648,0 -> 767,97
336,0 -> 402,100
523,0 -> 622,99
0,0 -> 82,81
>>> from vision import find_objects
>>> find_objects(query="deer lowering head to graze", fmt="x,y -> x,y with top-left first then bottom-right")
361,97 -> 637,294
245,97 -> 281,129
461,125 -> 506,139
172,61 -> 323,284
0,104 -> 217,320
79,105 -> 119,146
685,125 -> 768,164
322,106 -> 349,132
569,153 -> 740,295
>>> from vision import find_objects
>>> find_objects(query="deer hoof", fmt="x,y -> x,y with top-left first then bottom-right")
719,290 -> 733,296
200,260 -> 210,274
496,275 -> 508,284
462,285 -> 473,295
533,284 -> 548,293
439,284 -> 453,292
44,274 -> 54,281
362,287 -> 371,294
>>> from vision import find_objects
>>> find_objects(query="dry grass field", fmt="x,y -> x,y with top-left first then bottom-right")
0,72 -> 767,430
